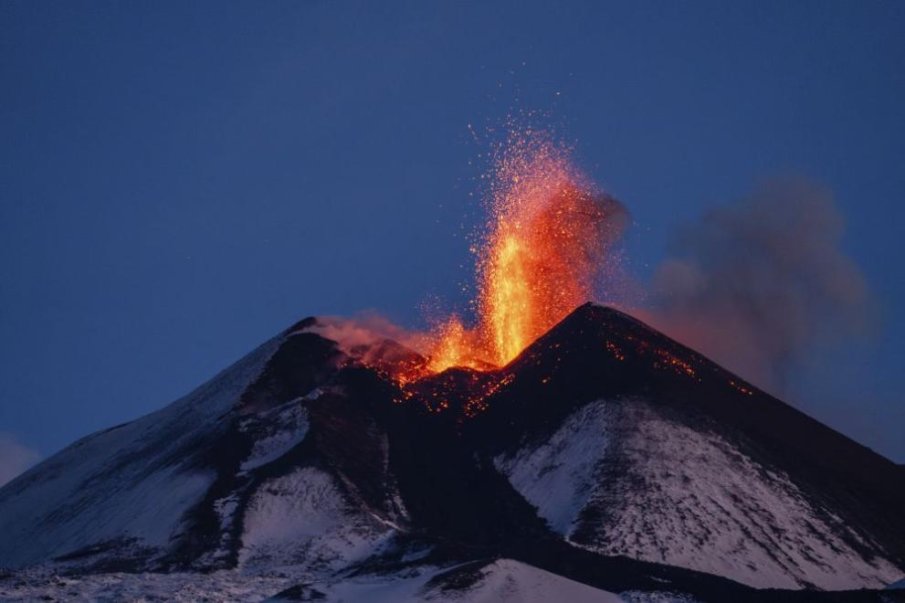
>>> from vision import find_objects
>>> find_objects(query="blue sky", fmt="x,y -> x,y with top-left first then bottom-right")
1,1 -> 903,467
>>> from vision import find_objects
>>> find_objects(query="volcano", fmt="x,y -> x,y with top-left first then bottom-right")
1,304 -> 904,602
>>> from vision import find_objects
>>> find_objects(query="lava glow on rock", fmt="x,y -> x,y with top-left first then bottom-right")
425,127 -> 626,373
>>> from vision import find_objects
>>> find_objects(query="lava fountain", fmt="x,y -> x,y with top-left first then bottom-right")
427,127 -> 626,372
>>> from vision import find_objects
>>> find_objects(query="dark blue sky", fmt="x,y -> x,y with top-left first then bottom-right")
2,1 -> 903,467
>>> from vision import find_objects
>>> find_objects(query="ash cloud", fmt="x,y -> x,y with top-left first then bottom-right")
0,433 -> 40,488
644,178 -> 876,393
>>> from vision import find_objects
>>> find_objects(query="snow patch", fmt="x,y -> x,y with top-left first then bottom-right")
620,592 -> 702,603
0,568 -> 297,602
498,398 -> 903,590
240,399 -> 311,472
268,559 -> 626,602
494,400 -> 611,534
0,334 -> 284,569
239,466 -> 394,572
429,559 -> 625,603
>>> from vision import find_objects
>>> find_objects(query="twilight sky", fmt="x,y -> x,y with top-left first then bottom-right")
1,1 -> 903,475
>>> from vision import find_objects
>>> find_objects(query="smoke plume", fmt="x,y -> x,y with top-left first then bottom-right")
0,433 -> 40,488
645,178 -> 875,393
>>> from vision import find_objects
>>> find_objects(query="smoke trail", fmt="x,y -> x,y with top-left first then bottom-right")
0,433 -> 40,488
646,178 -> 876,393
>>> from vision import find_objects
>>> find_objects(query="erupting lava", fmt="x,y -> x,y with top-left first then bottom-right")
426,128 -> 626,372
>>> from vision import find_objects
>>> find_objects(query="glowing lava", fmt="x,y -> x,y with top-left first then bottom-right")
426,127 -> 626,372
426,314 -> 484,372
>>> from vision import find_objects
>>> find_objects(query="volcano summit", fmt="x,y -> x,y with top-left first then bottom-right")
1,303 -> 903,602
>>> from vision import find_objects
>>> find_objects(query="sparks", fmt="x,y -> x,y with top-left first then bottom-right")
425,125 -> 625,371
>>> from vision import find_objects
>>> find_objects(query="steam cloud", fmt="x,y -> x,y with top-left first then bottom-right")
644,178 -> 875,393
0,433 -> 40,488
304,174 -> 873,400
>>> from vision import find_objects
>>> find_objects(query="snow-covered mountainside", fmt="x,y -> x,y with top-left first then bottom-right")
0,318 -> 406,575
270,558 -> 631,603
496,399 -> 899,589
470,304 -> 905,592
0,333 -> 285,569
1,304 -> 904,602
0,559 -> 688,602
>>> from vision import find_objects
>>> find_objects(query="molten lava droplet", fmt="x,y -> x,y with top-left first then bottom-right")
427,126 -> 626,371
427,315 -> 482,373
486,232 -> 531,362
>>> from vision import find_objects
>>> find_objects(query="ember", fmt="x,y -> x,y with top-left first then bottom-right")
426,126 -> 625,372
356,126 -> 627,419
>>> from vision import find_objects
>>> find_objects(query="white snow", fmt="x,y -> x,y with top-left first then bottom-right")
0,334 -> 284,569
497,398 -> 904,590
291,565 -> 440,603
427,559 -> 624,603
0,568 -> 296,602
0,560 -> 630,602
270,559 -> 626,603
620,592 -> 702,603
494,401 -> 611,534
239,398 -> 311,472
239,466 -> 394,572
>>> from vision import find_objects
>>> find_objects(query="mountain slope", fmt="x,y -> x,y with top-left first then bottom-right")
468,304 -> 905,589
0,304 -> 903,601
495,397 -> 898,589
269,559 -> 627,603
0,321 -> 403,573
0,333 -> 284,569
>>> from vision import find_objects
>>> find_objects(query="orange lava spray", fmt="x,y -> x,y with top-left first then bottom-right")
427,126 -> 625,372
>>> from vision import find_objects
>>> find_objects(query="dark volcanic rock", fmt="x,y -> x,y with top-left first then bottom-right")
1,305 -> 903,601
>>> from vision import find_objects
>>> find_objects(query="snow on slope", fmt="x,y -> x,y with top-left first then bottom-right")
0,335 -> 284,569
268,559 -> 628,602
0,568 -> 294,602
496,398 -> 902,590
2,559 -> 683,602
239,466 -> 395,572
0,560 -> 644,602
429,559 -> 625,603
495,401 -> 610,534
239,395 -> 311,472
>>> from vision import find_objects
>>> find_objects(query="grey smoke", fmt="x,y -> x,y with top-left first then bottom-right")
0,433 -> 40,488
646,178 -> 875,393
